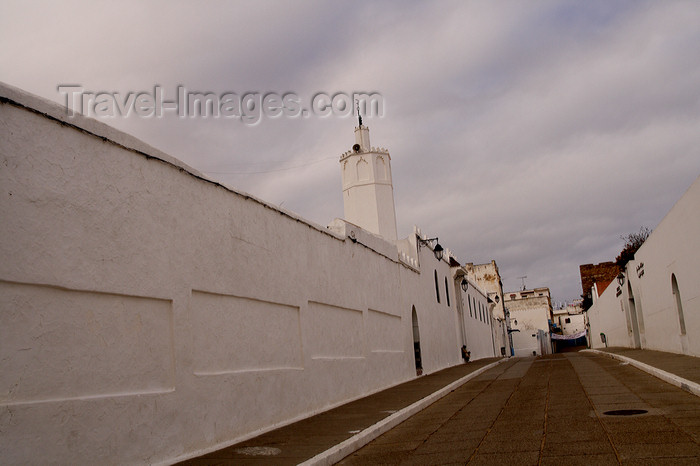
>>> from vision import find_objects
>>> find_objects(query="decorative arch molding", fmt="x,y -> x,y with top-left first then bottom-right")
356,157 -> 370,181
375,155 -> 388,180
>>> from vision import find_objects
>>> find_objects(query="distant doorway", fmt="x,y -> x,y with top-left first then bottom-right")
412,306 -> 423,375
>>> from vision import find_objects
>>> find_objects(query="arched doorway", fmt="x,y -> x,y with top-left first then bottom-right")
672,274 -> 688,353
627,281 -> 641,349
672,274 -> 686,335
412,306 -> 423,375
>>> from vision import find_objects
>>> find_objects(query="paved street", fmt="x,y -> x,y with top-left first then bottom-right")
339,353 -> 700,465
180,350 -> 700,465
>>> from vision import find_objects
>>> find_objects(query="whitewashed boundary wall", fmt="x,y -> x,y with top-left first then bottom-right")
588,174 -> 700,356
587,275 -> 632,349
0,83 -> 489,465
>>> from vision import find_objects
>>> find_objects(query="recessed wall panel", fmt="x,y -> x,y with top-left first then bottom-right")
0,281 -> 174,405
191,290 -> 302,375
307,302 -> 364,359
368,309 -> 402,353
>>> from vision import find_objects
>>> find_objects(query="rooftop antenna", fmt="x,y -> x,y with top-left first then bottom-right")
518,275 -> 528,291
356,99 -> 362,126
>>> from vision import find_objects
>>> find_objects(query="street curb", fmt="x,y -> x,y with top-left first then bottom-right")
584,349 -> 700,398
299,358 -> 509,466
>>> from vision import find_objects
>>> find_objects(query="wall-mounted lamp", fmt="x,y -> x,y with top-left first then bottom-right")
617,273 -> 625,286
460,278 -> 469,292
494,295 -> 500,303
418,236 -> 444,261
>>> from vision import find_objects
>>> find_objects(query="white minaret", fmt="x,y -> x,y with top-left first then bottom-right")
339,121 -> 398,241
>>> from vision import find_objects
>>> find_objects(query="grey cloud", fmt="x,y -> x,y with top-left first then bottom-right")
2,0 -> 699,303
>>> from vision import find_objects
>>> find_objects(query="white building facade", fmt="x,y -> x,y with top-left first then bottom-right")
587,174 -> 700,356
0,82 -> 499,465
503,288 -> 553,357
463,261 -> 509,357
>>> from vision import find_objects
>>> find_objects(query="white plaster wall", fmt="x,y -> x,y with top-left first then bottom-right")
588,174 -> 700,356
505,296 -> 551,356
509,305 -> 550,333
587,281 -> 632,349
621,176 -> 700,355
405,246 -> 464,372
511,331 -> 539,357
561,313 -> 586,335
0,83 -> 494,465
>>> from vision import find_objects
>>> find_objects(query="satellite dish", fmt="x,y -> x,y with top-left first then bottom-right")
352,144 -> 361,152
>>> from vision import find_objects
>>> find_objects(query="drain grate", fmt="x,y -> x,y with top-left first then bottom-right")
603,409 -> 648,416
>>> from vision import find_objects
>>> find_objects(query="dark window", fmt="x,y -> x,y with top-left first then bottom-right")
565,317 -> 571,324
468,295 -> 473,317
434,270 -> 440,303
445,277 -> 450,307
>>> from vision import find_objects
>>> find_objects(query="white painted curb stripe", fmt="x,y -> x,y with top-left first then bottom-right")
584,349 -> 700,397
299,358 -> 509,466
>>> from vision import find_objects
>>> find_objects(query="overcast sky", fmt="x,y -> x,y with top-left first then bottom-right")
2,0 -> 699,304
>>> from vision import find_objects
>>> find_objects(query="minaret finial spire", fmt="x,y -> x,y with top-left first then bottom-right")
356,99 -> 363,126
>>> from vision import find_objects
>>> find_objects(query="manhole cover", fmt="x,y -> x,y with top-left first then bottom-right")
234,446 -> 282,456
603,409 -> 648,416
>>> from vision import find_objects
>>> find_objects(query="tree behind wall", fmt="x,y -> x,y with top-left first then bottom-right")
615,227 -> 651,268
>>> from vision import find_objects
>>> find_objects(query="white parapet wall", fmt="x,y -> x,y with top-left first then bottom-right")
0,82 -> 495,464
